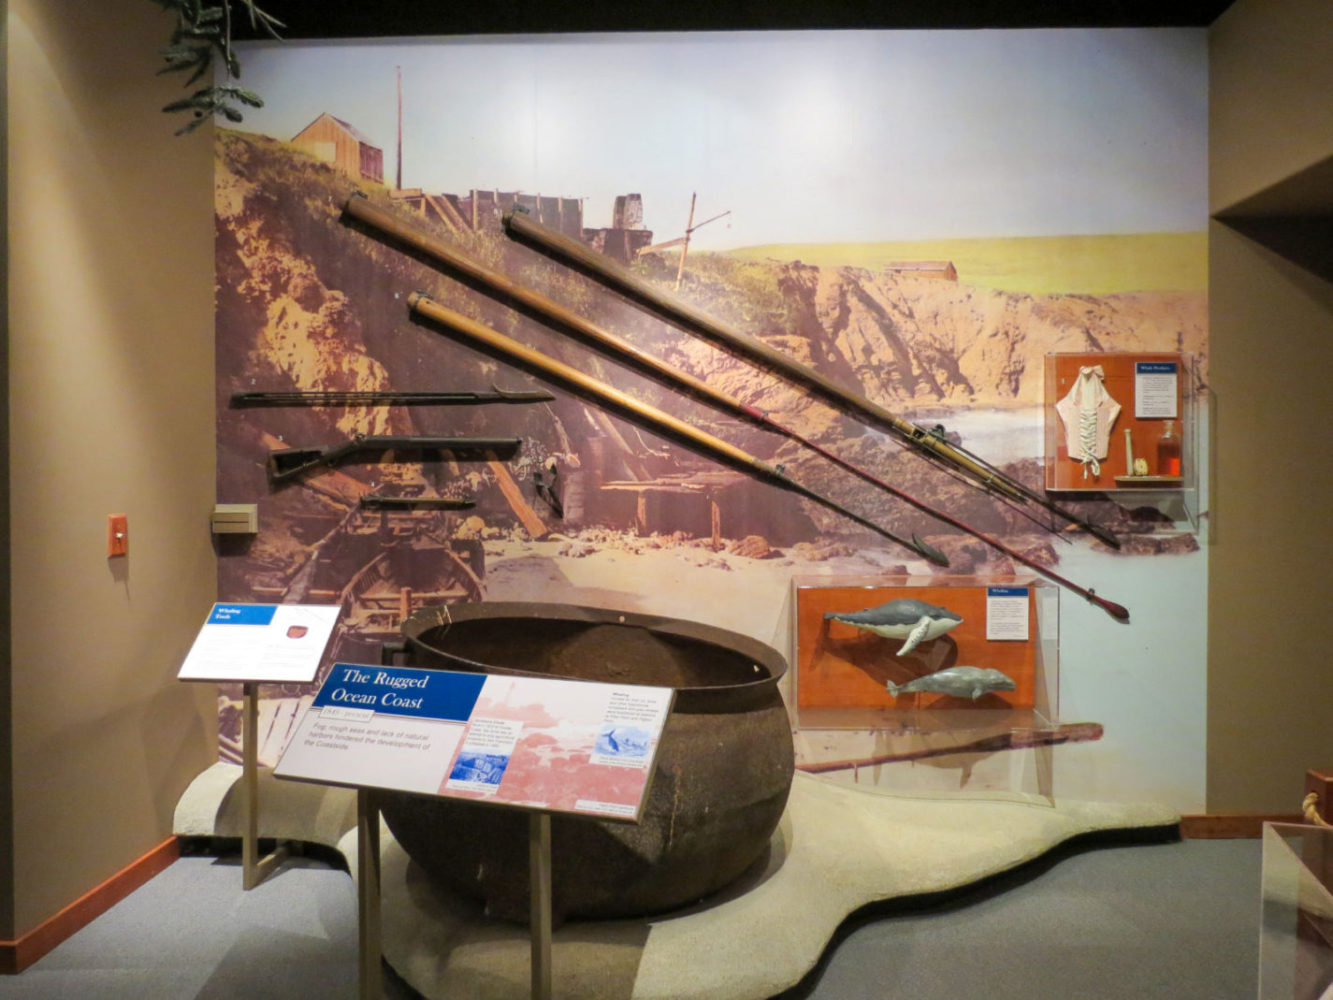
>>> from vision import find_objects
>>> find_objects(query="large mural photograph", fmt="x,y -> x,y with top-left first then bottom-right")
215,29 -> 1208,806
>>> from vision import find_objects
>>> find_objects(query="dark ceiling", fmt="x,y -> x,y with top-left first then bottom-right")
234,0 -> 1237,39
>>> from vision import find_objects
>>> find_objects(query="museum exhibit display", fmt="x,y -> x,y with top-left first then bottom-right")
791,577 -> 1061,784
1045,352 -> 1196,489
161,22 -> 1211,1000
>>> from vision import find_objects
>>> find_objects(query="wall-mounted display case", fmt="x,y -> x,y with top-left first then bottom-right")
791,576 -> 1059,736
1044,351 -> 1200,532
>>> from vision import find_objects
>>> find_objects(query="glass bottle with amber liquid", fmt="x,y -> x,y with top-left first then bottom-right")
1156,420 -> 1181,477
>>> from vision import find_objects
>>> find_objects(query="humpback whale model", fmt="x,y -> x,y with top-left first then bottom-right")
824,598 -> 963,656
887,666 -> 1016,701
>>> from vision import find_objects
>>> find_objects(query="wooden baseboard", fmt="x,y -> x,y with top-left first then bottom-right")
1179,814 -> 1305,838
0,836 -> 180,975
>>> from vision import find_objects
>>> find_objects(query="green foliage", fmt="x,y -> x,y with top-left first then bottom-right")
151,0 -> 282,134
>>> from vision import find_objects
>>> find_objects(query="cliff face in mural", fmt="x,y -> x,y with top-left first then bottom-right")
214,129 -> 1206,764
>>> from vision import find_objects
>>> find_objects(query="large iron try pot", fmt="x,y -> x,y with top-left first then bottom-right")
381,601 -> 795,923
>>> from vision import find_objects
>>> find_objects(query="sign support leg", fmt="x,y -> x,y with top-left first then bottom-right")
530,812 -> 553,1000
241,681 -> 287,889
358,788 -> 382,1000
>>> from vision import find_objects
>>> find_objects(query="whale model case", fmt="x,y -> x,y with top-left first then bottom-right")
790,575 -> 1059,734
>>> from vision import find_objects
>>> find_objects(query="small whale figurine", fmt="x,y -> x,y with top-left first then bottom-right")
887,666 -> 1016,701
824,598 -> 963,656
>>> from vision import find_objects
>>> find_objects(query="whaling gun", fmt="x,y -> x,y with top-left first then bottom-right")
233,387 -> 553,407
268,434 -> 521,483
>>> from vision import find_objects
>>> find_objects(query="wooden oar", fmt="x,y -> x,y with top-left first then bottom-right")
407,292 -> 948,566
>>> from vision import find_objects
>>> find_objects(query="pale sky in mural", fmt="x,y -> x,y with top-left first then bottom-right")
231,29 -> 1207,250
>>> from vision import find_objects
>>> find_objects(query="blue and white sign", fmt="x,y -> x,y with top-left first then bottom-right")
1134,361 -> 1179,419
177,602 -> 340,683
277,664 -> 487,792
985,587 -> 1030,641
275,663 -> 673,820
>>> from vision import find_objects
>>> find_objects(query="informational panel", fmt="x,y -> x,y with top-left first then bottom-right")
177,603 -> 340,683
275,664 -> 674,821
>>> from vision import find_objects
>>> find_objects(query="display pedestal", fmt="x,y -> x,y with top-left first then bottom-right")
242,682 -> 289,890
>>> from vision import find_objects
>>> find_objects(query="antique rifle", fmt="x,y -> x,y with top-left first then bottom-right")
233,387 -> 553,407
503,207 -> 1120,551
343,194 -> 1127,619
408,293 -> 948,567
268,434 -> 521,483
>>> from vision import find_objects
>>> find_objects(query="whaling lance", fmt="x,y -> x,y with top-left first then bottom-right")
502,207 -> 1120,551
407,292 -> 948,567
341,194 -> 1128,619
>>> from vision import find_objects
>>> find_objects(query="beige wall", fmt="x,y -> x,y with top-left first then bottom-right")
4,0 -> 217,936
1210,0 -> 1333,214
1207,0 -> 1333,812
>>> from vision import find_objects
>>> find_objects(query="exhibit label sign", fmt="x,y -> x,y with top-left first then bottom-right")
1134,361 -> 1179,419
985,587 -> 1030,641
176,603 -> 340,683
275,663 -> 674,821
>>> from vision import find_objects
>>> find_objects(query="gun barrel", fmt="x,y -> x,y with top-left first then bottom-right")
267,435 -> 522,482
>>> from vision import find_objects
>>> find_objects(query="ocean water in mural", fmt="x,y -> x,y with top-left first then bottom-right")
213,30 -> 1208,806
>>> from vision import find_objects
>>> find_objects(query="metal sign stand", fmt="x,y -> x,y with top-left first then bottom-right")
241,681 -> 289,890
529,812 -> 553,1000
358,788 -> 383,1000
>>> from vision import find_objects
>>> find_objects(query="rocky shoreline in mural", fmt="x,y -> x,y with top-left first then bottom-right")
213,127 -> 1205,760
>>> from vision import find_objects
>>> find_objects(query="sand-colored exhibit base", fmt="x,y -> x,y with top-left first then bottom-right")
176,764 -> 1178,999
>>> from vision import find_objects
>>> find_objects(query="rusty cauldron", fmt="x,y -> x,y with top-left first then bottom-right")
380,601 -> 794,923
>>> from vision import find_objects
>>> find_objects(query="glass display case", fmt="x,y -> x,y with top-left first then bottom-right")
791,575 -> 1059,735
1261,822 -> 1333,1000
1044,351 -> 1199,531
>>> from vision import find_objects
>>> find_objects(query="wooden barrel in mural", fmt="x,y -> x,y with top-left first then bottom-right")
382,601 -> 795,923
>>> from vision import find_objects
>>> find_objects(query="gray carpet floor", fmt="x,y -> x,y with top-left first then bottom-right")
0,834 -> 1261,999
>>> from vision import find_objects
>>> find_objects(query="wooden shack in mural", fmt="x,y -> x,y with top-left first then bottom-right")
291,112 -> 384,184
884,260 -> 958,281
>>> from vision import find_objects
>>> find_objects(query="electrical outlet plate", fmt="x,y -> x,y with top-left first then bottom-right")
107,513 -> 128,557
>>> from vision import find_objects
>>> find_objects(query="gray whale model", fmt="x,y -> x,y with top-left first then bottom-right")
886,666 -> 1016,701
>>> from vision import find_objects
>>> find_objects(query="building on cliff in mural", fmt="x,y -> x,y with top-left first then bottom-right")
884,260 -> 958,282
290,112 -> 384,184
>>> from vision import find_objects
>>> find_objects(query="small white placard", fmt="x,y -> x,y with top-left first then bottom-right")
985,587 -> 1030,641
1134,361 -> 1179,419
177,603 -> 340,683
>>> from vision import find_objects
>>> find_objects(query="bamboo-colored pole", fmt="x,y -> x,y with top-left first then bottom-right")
408,292 -> 945,566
